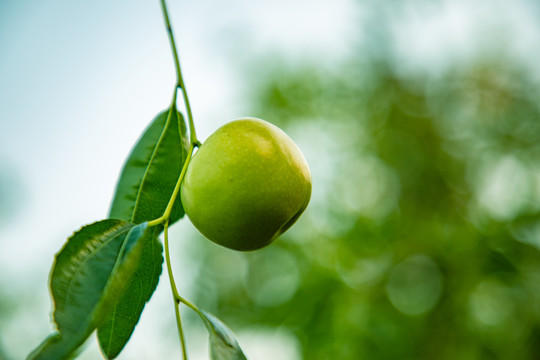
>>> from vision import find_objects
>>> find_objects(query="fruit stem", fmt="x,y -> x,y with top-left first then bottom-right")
164,221 -> 189,360
147,142 -> 195,228
159,0 -> 199,146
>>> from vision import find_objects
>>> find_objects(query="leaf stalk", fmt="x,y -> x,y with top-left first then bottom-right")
147,142 -> 195,228
164,221 -> 189,360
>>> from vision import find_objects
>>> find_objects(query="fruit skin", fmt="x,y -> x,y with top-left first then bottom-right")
181,118 -> 311,251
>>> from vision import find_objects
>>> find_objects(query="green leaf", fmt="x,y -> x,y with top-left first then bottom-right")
200,311 -> 248,360
95,222 -> 154,322
26,333 -> 82,360
97,225 -> 164,359
28,220 -> 153,360
109,108 -> 189,225
99,109 -> 187,358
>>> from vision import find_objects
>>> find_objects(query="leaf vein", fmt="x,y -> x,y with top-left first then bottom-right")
130,111 -> 175,223
60,223 -> 131,329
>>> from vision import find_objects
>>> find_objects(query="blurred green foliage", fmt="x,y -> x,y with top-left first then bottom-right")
187,16 -> 540,360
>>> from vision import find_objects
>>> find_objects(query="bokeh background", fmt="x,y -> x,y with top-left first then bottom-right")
2,0 -> 540,359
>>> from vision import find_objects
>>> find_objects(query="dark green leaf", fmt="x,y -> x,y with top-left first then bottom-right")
95,222 -> 154,323
99,109 -> 187,358
201,311 -> 248,360
26,333 -> 82,360
52,220 -> 131,334
97,225 -> 164,359
109,108 -> 189,225
28,220 -> 152,360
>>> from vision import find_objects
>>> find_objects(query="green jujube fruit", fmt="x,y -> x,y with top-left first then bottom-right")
180,118 -> 312,251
